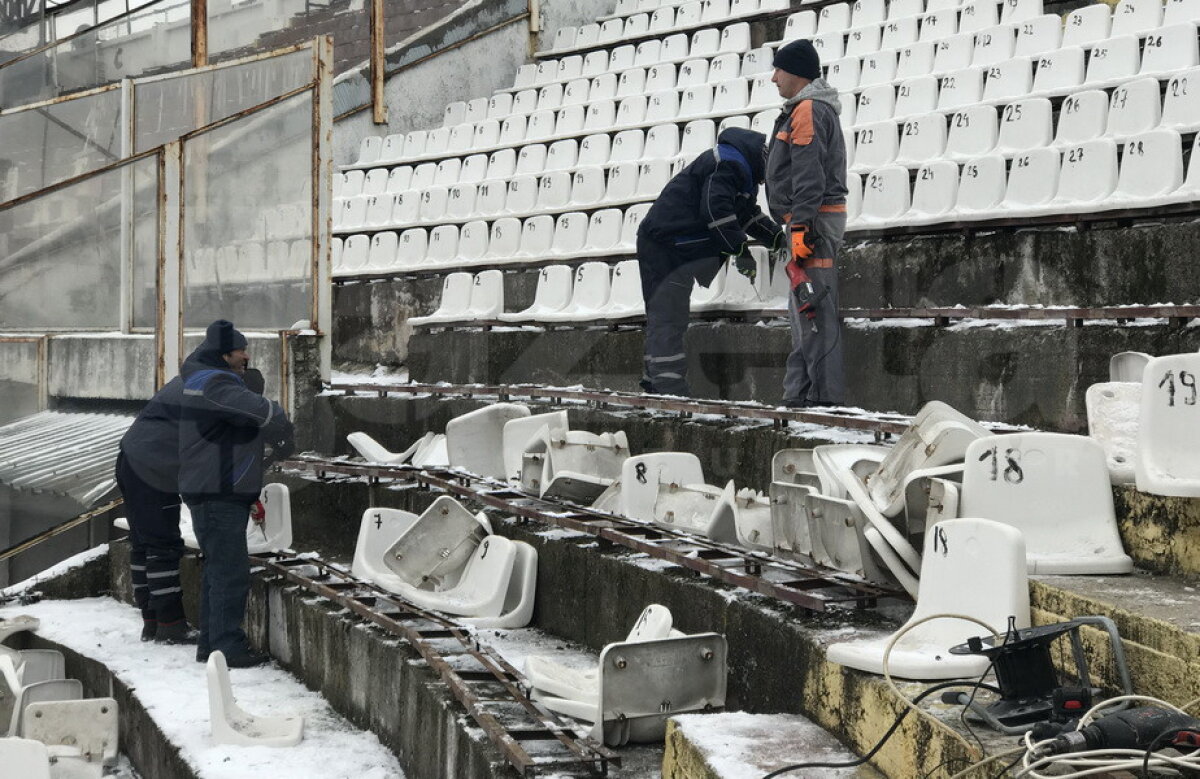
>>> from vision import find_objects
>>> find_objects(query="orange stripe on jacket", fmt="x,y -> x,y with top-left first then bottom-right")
788,101 -> 814,146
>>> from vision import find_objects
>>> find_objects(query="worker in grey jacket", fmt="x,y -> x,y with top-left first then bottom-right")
765,39 -> 849,408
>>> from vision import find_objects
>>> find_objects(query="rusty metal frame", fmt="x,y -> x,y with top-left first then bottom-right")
327,380 -> 938,436
312,35 -> 333,381
0,498 -> 123,565
257,554 -> 620,776
159,141 -> 182,387
843,305 -> 1200,328
281,457 -> 904,611
191,0 -> 207,67
369,0 -> 385,124
0,0 -> 167,74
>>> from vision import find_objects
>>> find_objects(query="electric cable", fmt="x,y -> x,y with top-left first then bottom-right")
759,679 -> 1001,778
940,746 -> 1026,779
764,613 -> 1005,778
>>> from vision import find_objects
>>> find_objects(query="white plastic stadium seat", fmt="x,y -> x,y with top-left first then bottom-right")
1108,129 -> 1185,208
446,404 -> 532,479
208,652 -> 303,747
960,432 -> 1134,573
1086,381 -> 1140,485
1061,3 -> 1110,47
995,98 -> 1052,154
1106,78 -> 1162,140
409,272 -> 473,326
827,518 -> 1030,680
865,401 -> 988,516
1110,0 -> 1162,36
858,166 -> 912,226
526,608 -> 727,746
954,154 -> 1007,219
1141,25 -> 1200,78
617,453 -> 706,522
895,113 -> 948,166
598,260 -> 645,318
944,104 -> 998,161
1030,46 -> 1085,97
1052,90 -> 1107,149
19,697 -> 118,772
0,738 -> 51,779
1135,353 -> 1200,497
543,262 -> 612,321
501,411 -> 570,482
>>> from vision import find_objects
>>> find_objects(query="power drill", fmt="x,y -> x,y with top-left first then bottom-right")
1041,706 -> 1200,756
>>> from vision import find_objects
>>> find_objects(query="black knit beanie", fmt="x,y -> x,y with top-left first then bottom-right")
204,319 -> 248,355
772,39 -> 821,80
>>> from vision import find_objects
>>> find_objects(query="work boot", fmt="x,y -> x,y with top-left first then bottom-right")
141,619 -> 158,642
781,397 -> 812,408
196,648 -> 210,664
223,649 -> 270,668
155,620 -> 200,645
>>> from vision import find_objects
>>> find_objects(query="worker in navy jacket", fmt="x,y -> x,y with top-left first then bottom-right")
636,127 -> 784,396
179,320 -> 293,667
116,362 -> 192,644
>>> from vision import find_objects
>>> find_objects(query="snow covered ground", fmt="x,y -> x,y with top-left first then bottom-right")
0,597 -> 406,779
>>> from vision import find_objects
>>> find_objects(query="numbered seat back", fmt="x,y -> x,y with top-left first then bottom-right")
1136,354 -> 1200,497
619,453 -> 706,522
827,518 -> 1030,680
961,432 -> 1133,573
1053,90 -> 1107,148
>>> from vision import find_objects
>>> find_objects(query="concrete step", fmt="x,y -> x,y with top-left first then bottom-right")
269,469 -> 1200,778
335,314 -> 1195,429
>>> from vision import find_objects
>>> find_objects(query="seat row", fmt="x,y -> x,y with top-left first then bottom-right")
849,128 -> 1200,228
410,262 -> 645,325
356,70 -> 775,171
849,75 -> 1200,174
332,205 -> 650,274
446,46 -> 772,128
825,25 -> 1199,95
540,0 -> 782,56
767,0 -> 1043,45
340,122 -> 721,200
334,159 -> 673,232
404,251 -> 787,324
845,67 -> 1200,140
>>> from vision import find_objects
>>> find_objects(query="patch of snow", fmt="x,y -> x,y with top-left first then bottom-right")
0,598 -> 406,779
330,365 -> 410,385
671,711 -> 878,778
2,545 -> 109,596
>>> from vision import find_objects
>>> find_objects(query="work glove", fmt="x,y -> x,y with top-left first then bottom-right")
791,222 -> 817,261
729,243 -> 757,284
250,500 -> 266,524
785,259 -> 829,322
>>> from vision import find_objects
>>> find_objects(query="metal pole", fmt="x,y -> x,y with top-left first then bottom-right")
191,0 -> 207,67
313,36 -> 332,382
369,0 -> 386,124
118,79 -> 134,333
158,142 -> 183,387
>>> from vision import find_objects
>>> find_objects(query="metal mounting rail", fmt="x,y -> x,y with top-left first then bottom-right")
253,552 -> 620,776
279,458 -> 905,612
326,381 -> 925,436
842,305 -> 1200,327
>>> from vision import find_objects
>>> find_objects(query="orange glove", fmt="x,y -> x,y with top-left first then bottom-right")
791,223 -> 816,261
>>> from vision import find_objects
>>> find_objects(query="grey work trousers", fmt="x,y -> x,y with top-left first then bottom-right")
783,210 -> 847,405
638,236 -> 723,397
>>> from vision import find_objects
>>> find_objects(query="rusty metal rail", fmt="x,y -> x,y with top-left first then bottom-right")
254,552 -> 620,776
327,381 -> 923,437
325,380 -> 1027,437
279,457 -> 905,612
843,305 -> 1200,328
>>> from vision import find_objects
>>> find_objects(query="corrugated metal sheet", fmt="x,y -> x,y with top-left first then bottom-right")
0,411 -> 132,505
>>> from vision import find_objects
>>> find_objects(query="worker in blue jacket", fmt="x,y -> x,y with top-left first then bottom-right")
636,127 -> 784,396
179,320 -> 293,667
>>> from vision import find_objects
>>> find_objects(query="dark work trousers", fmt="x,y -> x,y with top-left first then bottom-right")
189,499 -> 253,658
637,234 -> 723,397
783,209 -> 848,405
114,453 -> 186,626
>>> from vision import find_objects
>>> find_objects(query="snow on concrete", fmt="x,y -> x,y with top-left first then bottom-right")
670,711 -> 881,778
329,365 -> 411,385
2,544 -> 109,597
0,597 -> 406,779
